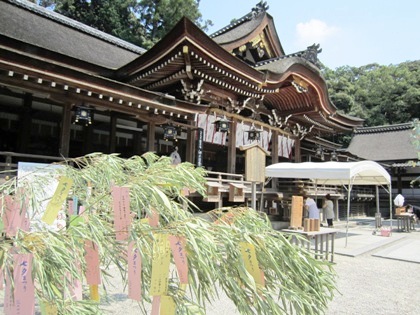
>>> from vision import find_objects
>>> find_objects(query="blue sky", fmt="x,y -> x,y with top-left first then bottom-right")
200,0 -> 419,69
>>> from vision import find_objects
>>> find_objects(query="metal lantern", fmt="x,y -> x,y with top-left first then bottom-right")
163,125 -> 177,141
246,126 -> 261,141
214,116 -> 230,133
74,105 -> 92,126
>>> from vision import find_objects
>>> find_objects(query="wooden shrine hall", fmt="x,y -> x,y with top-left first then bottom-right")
0,0 -> 365,211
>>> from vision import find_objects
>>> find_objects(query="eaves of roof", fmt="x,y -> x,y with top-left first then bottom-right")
211,11 -> 284,57
347,126 -> 418,161
353,122 -> 414,134
2,0 -> 144,70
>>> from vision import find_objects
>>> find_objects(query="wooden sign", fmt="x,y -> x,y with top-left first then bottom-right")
290,196 -> 303,229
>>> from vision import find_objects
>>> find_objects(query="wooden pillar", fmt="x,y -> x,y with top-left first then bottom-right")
147,122 -> 156,153
83,124 -> 93,154
186,122 -> 195,164
294,138 -> 301,162
18,93 -> 32,152
59,103 -> 72,157
109,112 -> 117,153
133,121 -> 143,155
271,130 -> 279,189
397,168 -> 402,193
227,120 -> 237,175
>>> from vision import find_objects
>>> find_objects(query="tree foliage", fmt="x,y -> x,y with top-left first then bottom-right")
323,61 -> 420,126
31,0 -> 212,49
0,153 -> 336,314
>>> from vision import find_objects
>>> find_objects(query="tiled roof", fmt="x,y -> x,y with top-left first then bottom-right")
2,0 -> 144,69
210,1 -> 269,38
347,123 -> 418,162
353,123 -> 413,134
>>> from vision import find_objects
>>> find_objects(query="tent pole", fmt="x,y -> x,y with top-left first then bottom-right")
345,181 -> 352,248
389,183 -> 393,231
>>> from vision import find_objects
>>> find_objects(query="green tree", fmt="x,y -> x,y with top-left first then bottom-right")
323,61 -> 420,126
32,0 -> 212,49
52,0 -> 145,46
0,153 -> 336,314
134,0 -> 212,48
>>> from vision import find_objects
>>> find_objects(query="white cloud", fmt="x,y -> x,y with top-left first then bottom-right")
295,19 -> 340,47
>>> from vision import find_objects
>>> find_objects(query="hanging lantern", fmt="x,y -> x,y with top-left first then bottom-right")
214,116 -> 230,133
246,125 -> 262,141
73,105 -> 92,126
163,125 -> 177,141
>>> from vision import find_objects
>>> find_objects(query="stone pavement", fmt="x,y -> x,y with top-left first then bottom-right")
332,217 -> 420,263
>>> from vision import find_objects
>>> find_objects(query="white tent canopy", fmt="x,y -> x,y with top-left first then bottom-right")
266,161 -> 391,186
265,161 -> 392,246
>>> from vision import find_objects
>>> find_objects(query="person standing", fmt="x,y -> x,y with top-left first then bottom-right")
169,146 -> 182,165
303,195 -> 319,219
322,194 -> 335,227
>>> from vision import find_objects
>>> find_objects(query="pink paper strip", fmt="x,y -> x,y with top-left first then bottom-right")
260,269 -> 265,287
111,186 -> 131,241
151,296 -> 161,315
4,196 -> 29,237
67,261 -> 83,301
67,199 -> 74,216
3,196 -> 12,231
5,253 -> 35,315
127,241 -> 142,301
148,208 -> 159,227
169,235 -> 189,284
0,268 -> 3,290
84,241 -> 101,285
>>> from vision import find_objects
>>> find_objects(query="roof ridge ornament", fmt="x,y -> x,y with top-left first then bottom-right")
250,1 -> 269,19
302,43 -> 322,67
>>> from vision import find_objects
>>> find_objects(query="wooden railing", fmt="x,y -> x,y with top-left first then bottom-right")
0,151 -> 66,182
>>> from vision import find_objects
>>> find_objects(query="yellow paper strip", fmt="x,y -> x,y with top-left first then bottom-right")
239,242 -> 263,286
150,234 -> 171,296
90,284 -> 100,301
42,177 -> 73,225
40,302 -> 58,315
160,295 -> 176,315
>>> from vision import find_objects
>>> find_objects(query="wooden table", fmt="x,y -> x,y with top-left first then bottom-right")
282,228 -> 339,263
395,213 -> 415,232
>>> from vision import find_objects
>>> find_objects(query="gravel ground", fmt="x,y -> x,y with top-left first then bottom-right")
325,234 -> 420,315
1,230 -> 419,314
101,230 -> 420,315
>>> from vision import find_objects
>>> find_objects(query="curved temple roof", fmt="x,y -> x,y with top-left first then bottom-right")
0,0 -> 364,137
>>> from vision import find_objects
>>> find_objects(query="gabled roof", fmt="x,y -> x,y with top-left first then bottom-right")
116,17 -> 363,133
0,0 -> 364,136
1,0 -> 144,70
347,123 -> 418,162
210,1 -> 284,59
